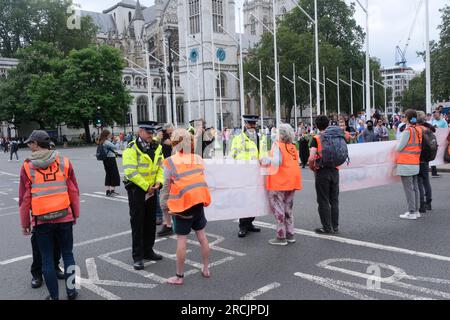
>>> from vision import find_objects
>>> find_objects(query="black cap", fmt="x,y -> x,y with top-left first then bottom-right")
243,115 -> 259,124
138,121 -> 158,132
24,130 -> 51,144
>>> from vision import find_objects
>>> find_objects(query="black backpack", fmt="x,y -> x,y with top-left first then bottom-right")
317,126 -> 349,168
420,127 -> 438,162
96,144 -> 107,161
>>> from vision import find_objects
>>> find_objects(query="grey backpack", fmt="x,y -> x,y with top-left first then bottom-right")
318,126 -> 349,168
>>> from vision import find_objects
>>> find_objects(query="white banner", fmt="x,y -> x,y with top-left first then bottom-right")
429,128 -> 450,167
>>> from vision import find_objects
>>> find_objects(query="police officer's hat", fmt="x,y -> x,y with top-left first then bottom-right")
138,121 -> 158,133
243,115 -> 259,124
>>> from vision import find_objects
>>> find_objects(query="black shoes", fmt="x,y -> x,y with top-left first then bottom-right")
144,251 -> 163,261
106,190 -> 111,197
45,295 -> 59,300
133,261 -> 144,270
56,266 -> 65,280
315,228 -> 334,235
156,218 -> 163,226
67,291 -> 79,300
425,203 -> 432,211
238,228 -> 247,238
238,225 -> 261,238
247,225 -> 261,233
157,225 -> 174,237
31,277 -> 43,289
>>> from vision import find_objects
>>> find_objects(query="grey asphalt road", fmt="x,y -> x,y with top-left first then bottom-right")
1,146 -> 450,301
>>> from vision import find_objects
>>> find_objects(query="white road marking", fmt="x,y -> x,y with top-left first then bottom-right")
173,236 -> 246,257
78,277 -> 121,300
240,282 -> 281,300
82,193 -> 128,203
0,171 -> 19,177
86,258 -> 100,281
0,191 -> 8,195
0,206 -> 17,211
0,212 -> 16,218
0,230 -> 132,265
294,272 -> 376,300
253,221 -> 450,263
13,198 -> 18,202
94,192 -> 128,200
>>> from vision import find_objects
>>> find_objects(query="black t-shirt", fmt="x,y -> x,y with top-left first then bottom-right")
310,136 -> 318,149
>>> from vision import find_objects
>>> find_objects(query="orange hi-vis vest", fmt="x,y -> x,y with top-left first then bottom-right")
23,155 -> 71,217
397,126 -> 422,165
266,142 -> 302,191
163,152 -> 211,214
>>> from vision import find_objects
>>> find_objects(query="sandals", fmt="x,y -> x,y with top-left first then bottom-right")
167,274 -> 184,285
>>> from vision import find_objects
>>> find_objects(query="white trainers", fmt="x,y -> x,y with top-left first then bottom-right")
415,212 -> 422,219
268,238 -> 288,246
399,212 -> 418,220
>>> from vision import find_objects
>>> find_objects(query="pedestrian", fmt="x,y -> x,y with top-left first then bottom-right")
396,109 -> 422,220
261,124 -> 302,246
308,116 -> 341,234
229,115 -> 268,238
161,129 -> 212,285
431,110 -> 449,178
98,130 -> 121,197
356,120 -> 365,143
122,121 -> 164,270
374,119 -> 389,142
157,123 -> 176,237
299,131 -> 310,168
19,130 -> 80,300
395,115 -> 407,140
416,111 -> 434,214
9,138 -> 19,161
362,120 -> 378,143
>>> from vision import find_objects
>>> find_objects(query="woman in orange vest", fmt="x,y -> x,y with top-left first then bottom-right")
160,129 -> 212,285
396,109 -> 423,220
261,124 -> 302,246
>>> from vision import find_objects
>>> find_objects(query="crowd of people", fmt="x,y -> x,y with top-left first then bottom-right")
15,104 -> 450,299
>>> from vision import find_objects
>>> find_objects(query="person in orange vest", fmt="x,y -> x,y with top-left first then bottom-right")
19,130 -> 80,300
396,109 -> 422,220
160,129 -> 212,285
261,124 -> 302,246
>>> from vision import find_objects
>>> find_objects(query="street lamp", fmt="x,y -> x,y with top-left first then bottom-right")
356,0 -> 371,120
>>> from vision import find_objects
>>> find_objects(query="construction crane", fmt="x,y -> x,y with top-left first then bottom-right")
396,0 -> 424,67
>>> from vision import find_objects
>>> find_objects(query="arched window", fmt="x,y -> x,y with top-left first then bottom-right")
212,0 -> 224,33
154,79 -> 160,88
250,17 -> 256,35
135,77 -> 142,88
124,76 -> 131,86
136,96 -> 148,122
143,78 -> 147,89
128,11 -> 132,23
157,97 -> 167,123
216,73 -> 226,98
280,7 -> 287,15
176,98 -> 185,123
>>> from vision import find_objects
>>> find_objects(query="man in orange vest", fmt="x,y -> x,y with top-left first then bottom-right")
308,116 -> 340,235
19,130 -> 80,300
160,129 -> 212,285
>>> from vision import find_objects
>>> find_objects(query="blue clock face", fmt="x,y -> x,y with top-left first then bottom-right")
216,48 -> 226,62
189,49 -> 199,63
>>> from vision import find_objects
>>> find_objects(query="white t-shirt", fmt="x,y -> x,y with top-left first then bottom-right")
396,122 -> 406,140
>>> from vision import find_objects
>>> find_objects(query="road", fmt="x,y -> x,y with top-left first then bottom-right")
1,146 -> 450,300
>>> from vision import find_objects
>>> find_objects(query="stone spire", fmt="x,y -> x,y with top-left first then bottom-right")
134,0 -> 145,21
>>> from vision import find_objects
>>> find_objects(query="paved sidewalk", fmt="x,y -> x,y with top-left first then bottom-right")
438,163 -> 450,173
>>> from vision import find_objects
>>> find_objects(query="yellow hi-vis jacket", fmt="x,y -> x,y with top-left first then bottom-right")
229,132 -> 268,160
122,140 -> 164,191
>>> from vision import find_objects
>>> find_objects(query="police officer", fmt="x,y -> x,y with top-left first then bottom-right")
123,121 -> 164,270
229,115 -> 268,238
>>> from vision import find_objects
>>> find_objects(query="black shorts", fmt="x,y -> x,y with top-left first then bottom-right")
173,204 -> 207,236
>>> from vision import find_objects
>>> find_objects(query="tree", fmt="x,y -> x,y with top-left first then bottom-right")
0,0 -> 97,57
400,72 -> 426,111
244,0 -> 385,123
60,45 -> 133,143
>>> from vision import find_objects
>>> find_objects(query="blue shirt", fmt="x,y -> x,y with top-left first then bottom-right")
432,118 -> 448,129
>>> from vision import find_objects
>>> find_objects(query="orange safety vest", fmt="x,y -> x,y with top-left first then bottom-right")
163,152 -> 211,214
397,126 -> 422,165
266,142 -> 302,191
23,155 -> 71,217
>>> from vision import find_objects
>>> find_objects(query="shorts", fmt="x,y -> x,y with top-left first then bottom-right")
173,204 -> 207,236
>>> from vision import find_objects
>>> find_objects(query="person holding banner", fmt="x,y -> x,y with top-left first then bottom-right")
396,110 -> 422,220
160,129 -> 212,285
229,115 -> 268,238
261,124 -> 302,246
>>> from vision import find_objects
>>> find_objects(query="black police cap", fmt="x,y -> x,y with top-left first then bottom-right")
138,121 -> 158,131
243,115 -> 259,124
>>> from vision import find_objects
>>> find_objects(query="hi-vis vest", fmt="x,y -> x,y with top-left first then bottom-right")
23,155 -> 70,217
397,126 -> 422,165
266,142 -> 302,191
163,152 -> 211,214
122,140 -> 164,192
229,132 -> 268,160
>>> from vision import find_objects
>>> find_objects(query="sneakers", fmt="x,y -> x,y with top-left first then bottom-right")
106,190 -> 111,197
157,225 -> 174,237
109,191 -> 120,197
399,212 -> 418,220
415,212 -> 422,219
268,238 -> 288,246
286,235 -> 296,243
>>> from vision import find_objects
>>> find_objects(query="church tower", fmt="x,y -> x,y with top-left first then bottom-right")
177,0 -> 240,128
133,0 -> 145,41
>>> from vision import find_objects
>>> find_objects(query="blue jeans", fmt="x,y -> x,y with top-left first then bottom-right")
34,222 -> 76,299
155,189 -> 163,220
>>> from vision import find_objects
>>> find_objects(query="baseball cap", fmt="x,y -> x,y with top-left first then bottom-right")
24,130 -> 51,144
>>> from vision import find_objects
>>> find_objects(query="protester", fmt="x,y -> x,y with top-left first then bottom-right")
261,124 -> 302,246
374,119 -> 389,142
356,120 -> 365,143
299,131 -> 310,168
396,109 -> 422,220
362,120 -> 378,143
416,111 -> 434,214
160,129 -> 212,285
395,115 -> 407,140
431,110 -> 449,177
98,130 -> 121,197
19,130 -> 80,300
122,121 -> 164,270
229,115 -> 268,238
339,120 -> 351,144
308,116 -> 341,234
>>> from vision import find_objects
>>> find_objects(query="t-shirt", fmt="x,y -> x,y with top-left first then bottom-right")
432,118 -> 449,129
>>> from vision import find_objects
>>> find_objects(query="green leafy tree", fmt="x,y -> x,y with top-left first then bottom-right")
400,71 -> 426,111
244,0 -> 385,122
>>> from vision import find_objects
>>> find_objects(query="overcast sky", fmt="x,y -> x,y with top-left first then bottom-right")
75,0 -> 448,71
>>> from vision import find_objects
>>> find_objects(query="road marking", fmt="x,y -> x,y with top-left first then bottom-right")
253,221 -> 450,263
78,277 -> 121,300
240,282 -> 281,300
82,193 -> 128,203
0,230 -> 132,265
170,235 -> 246,257
0,171 -> 19,177
86,258 -> 100,281
13,198 -> 18,202
94,192 -> 128,200
0,212 -> 16,218
0,206 -> 17,211
0,191 -> 8,195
